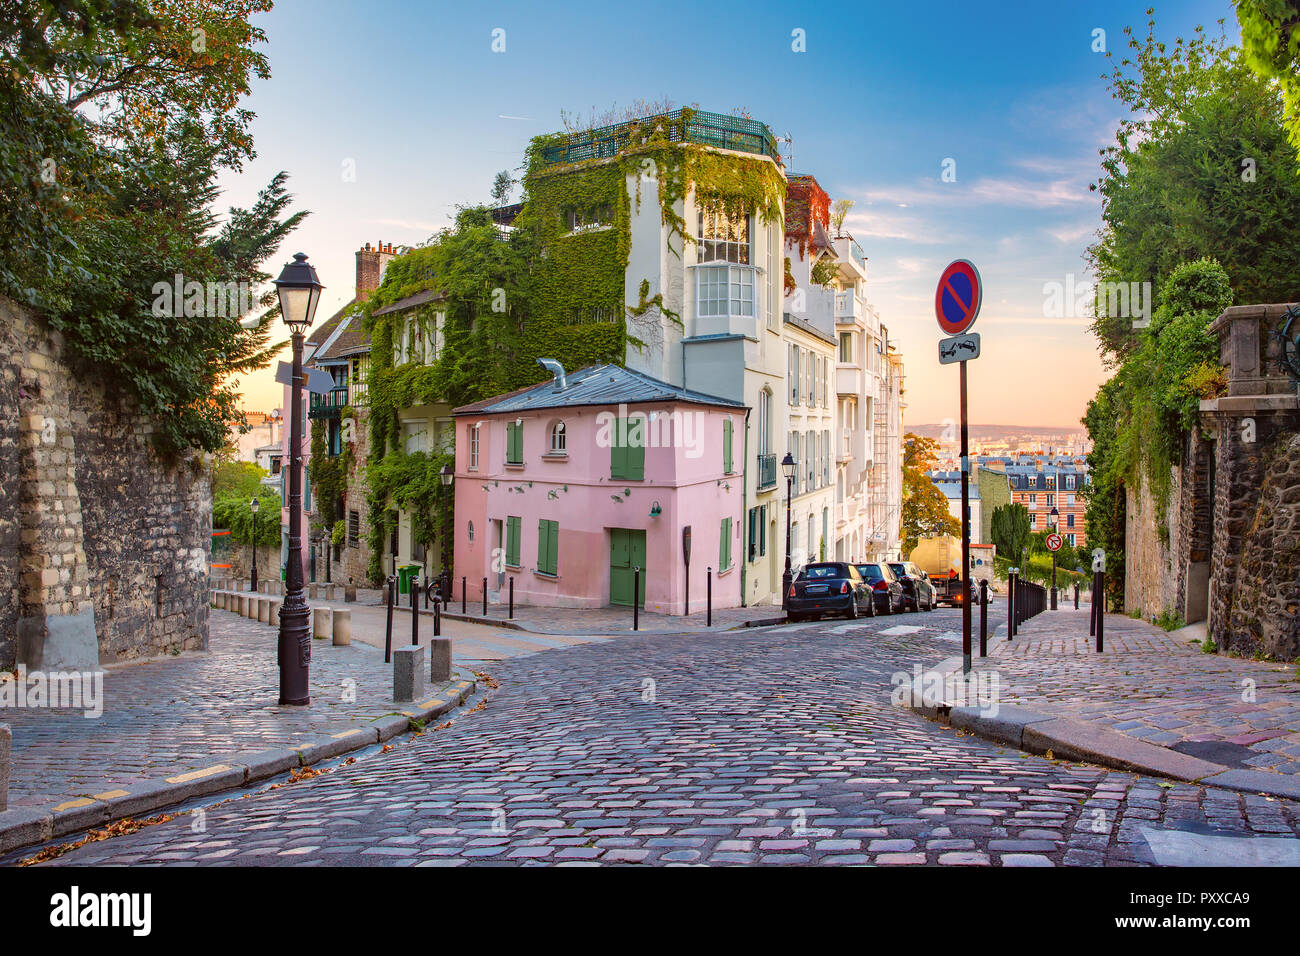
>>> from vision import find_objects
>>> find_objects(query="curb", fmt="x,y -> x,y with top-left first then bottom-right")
0,676 -> 480,857
440,609 -> 788,636
896,667 -> 1300,802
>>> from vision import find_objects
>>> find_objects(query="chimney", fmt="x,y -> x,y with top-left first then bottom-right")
355,239 -> 396,302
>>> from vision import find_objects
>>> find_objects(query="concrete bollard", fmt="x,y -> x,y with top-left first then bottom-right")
258,598 -> 270,624
247,596 -> 260,620
312,606 -> 331,640
344,584 -> 357,602
392,645 -> 425,702
332,608 -> 352,646
325,584 -> 336,600
216,591 -> 225,610
309,583 -> 318,600
233,594 -> 244,617
0,722 -> 10,811
269,600 -> 281,626
429,637 -> 452,683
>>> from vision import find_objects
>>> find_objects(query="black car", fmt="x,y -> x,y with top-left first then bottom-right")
855,562 -> 906,614
888,561 -> 937,612
787,562 -> 873,621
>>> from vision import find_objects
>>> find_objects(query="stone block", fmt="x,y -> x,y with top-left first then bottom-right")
312,607 -> 331,640
269,600 -> 281,626
245,596 -> 259,620
393,645 -> 425,702
0,723 -> 9,811
332,608 -> 351,646
344,585 -> 357,602
257,598 -> 270,624
430,637 -> 452,683
309,583 -> 318,599
324,584 -> 336,600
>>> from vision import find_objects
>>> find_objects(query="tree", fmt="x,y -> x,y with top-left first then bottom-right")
990,503 -> 1032,571
901,433 -> 960,554
212,459 -> 267,502
0,1 -> 297,456
1088,12 -> 1300,362
1236,0 -> 1300,162
830,198 -> 854,236
491,169 -> 515,207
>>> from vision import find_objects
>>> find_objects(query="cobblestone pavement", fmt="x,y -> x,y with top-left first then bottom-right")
971,609 -> 1300,774
22,608 -> 1300,866
0,611 -> 477,810
441,601 -> 785,635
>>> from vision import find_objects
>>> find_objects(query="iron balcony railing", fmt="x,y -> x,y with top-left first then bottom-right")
540,108 -> 781,166
308,385 -> 348,420
757,452 -> 777,491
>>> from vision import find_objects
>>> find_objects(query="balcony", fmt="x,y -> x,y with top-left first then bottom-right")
834,291 -> 864,323
308,385 -> 349,420
756,453 -> 777,491
836,365 -> 863,396
539,108 -> 781,167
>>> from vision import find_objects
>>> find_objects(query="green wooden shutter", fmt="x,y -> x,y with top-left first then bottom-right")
627,420 -> 644,480
723,419 -> 733,474
547,520 -> 559,574
506,515 -> 520,566
506,422 -> 523,464
611,420 -> 626,478
720,517 -> 732,571
611,418 -> 644,480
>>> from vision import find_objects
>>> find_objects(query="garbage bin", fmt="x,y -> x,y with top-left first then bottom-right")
397,565 -> 421,596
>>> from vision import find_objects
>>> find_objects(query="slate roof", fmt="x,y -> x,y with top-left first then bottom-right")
452,364 -> 745,416
934,480 -> 980,500
371,289 -> 448,316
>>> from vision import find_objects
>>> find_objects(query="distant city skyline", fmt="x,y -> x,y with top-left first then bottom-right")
226,0 -> 1237,430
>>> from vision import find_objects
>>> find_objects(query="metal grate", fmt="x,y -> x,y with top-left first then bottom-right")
540,109 -> 781,166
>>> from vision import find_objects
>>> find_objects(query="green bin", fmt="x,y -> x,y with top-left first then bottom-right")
397,565 -> 421,596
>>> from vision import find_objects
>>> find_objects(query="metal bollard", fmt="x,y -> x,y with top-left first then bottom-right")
384,574 -> 395,664
1089,572 -> 1097,637
1006,571 -> 1015,639
482,577 -> 488,616
411,576 -> 419,645
434,596 -> 441,637
979,579 -> 988,657
706,566 -> 712,627
1074,581 -> 1079,610
1095,569 -> 1105,652
462,576 -> 467,615
508,577 -> 515,620
633,566 -> 640,631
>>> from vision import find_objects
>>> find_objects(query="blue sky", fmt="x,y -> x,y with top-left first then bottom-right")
228,0 -> 1240,427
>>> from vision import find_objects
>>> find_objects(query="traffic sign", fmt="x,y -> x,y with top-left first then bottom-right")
935,259 -> 982,335
1046,532 -> 1063,553
938,332 -> 980,365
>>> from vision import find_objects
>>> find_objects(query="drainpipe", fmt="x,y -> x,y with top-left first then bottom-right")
741,407 -> 751,607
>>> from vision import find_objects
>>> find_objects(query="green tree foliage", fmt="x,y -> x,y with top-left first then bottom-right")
1082,377 -> 1127,609
1,1 -> 302,456
901,433 -> 960,554
212,459 -> 266,502
213,492 -> 281,548
1088,11 -> 1300,361
1236,0 -> 1300,161
990,503 -> 1032,571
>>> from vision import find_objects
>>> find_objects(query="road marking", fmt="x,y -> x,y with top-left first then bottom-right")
330,729 -> 363,740
165,764 -> 232,784
53,797 -> 95,812
93,789 -> 129,800
879,625 -> 924,635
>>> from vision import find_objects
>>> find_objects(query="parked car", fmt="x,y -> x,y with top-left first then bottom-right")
855,562 -> 906,614
888,561 -> 937,612
787,562 -> 873,621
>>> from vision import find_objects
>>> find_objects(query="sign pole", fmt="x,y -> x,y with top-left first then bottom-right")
960,359 -> 971,677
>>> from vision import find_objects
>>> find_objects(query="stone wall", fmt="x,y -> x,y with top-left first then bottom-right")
0,295 -> 210,668
1124,463 -> 1183,620
339,405 -> 374,586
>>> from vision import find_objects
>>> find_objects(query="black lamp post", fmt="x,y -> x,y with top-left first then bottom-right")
273,252 -> 323,706
1049,505 -> 1060,609
249,496 -> 260,592
781,452 -> 796,610
439,463 -> 454,594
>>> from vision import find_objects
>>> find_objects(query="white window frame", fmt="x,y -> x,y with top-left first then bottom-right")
549,421 -> 567,455
697,263 -> 756,319
468,424 -> 480,470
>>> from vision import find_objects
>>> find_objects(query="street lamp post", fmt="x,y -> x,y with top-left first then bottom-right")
273,253 -> 323,707
249,496 -> 260,592
1049,505 -> 1059,609
781,452 -> 796,610
439,463 -> 454,598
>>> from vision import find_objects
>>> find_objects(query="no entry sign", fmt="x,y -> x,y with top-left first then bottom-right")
1046,532 -> 1063,553
935,259 -> 982,335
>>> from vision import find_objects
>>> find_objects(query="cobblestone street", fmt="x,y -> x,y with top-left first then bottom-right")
19,609 -> 1300,867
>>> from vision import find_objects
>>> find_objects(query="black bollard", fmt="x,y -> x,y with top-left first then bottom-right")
482,577 -> 488,616
633,566 -> 640,631
462,576 -> 467,614
1006,571 -> 1015,639
384,574 -> 395,663
706,566 -> 713,627
411,575 -> 419,645
1074,581 -> 1079,610
508,576 -> 514,620
979,579 -> 988,657
1095,569 -> 1105,652
434,595 -> 441,637
424,576 -> 430,609
1089,571 -> 1097,637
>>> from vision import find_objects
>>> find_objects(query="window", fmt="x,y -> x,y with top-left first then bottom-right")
505,515 -> 521,567
698,206 -> 750,263
719,517 -> 733,571
839,332 -> 853,363
347,510 -> 360,548
1067,533 -> 1076,546
506,421 -> 523,465
548,421 -> 566,455
1029,475 -> 1038,488
757,389 -> 771,457
805,429 -> 816,489
1028,493 -> 1037,504
611,417 -> 645,480
823,429 -> 831,485
748,505 -> 768,561
1029,513 -> 1037,527
805,351 -> 814,406
566,205 -> 612,233
789,345 -> 800,404
536,519 -> 559,575
1065,474 -> 1076,490
1046,493 -> 1055,507
697,264 -> 754,318
723,418 -> 734,474
1067,513 -> 1075,528
468,424 -> 480,470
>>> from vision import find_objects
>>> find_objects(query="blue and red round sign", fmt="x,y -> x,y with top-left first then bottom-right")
935,259 -> 982,335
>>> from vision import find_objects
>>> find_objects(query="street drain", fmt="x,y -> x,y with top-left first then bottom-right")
1169,739 -> 1257,768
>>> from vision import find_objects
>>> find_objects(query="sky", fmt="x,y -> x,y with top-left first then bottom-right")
226,0 -> 1240,428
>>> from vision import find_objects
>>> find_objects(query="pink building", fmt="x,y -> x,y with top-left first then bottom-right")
453,362 -> 747,615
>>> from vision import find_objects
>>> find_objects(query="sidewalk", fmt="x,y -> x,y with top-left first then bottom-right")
906,608 -> 1300,798
0,610 -> 479,854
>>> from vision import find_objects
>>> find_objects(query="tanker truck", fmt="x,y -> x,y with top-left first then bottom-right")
909,536 -> 995,607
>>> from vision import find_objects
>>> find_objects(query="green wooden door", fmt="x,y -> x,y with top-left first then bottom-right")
609,528 -> 647,607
